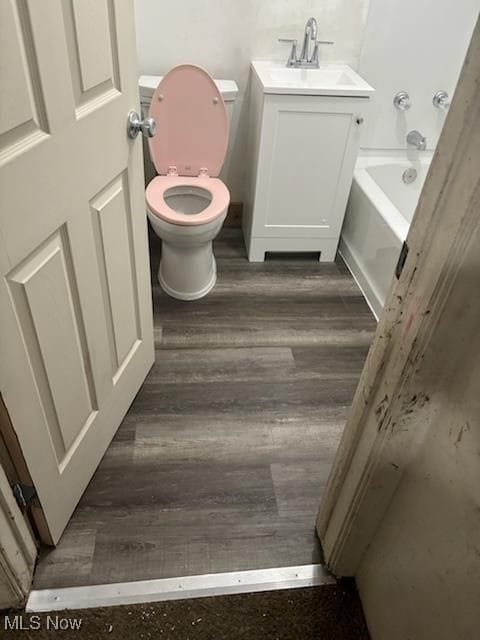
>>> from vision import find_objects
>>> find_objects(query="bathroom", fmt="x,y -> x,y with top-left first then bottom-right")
0,0 -> 478,633
136,0 -> 477,316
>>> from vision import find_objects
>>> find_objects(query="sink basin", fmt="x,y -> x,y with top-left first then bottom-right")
251,61 -> 375,97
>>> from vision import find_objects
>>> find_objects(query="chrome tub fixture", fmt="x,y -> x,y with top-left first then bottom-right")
433,90 -> 450,109
393,91 -> 411,111
407,130 -> 427,150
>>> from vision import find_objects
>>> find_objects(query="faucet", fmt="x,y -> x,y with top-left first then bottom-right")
407,130 -> 427,151
300,17 -> 318,63
278,17 -> 334,68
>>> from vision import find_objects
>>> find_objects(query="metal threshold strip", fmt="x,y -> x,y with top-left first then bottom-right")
27,564 -> 334,612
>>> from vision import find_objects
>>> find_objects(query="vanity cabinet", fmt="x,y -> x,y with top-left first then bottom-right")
243,72 -> 371,262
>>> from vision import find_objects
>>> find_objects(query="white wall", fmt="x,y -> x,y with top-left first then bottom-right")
358,0 -> 479,150
354,21 -> 480,637
134,0 -> 371,200
356,241 -> 480,640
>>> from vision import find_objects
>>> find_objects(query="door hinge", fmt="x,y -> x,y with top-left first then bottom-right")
12,482 -> 37,509
395,241 -> 409,279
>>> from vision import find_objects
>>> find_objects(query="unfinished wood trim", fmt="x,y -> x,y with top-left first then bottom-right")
0,396 -> 52,545
0,460 -> 37,609
317,16 -> 480,575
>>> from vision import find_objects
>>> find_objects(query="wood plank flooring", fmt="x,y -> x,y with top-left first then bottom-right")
33,229 -> 376,589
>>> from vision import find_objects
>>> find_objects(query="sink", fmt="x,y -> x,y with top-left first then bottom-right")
251,61 -> 375,97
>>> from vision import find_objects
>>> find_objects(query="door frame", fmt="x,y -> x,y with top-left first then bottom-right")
0,395 -> 52,546
317,15 -> 480,576
0,460 -> 37,608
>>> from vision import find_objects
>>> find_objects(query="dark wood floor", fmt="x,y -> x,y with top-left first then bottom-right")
33,229 -> 375,589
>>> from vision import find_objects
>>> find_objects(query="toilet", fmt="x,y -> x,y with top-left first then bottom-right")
143,65 -> 238,300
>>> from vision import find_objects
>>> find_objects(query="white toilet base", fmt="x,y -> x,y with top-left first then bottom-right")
159,250 -> 217,301
147,207 -> 226,301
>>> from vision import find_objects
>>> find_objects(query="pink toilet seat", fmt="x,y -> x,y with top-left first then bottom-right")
145,64 -> 231,228
146,175 -> 230,226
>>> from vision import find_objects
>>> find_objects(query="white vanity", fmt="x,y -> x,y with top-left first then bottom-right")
243,61 -> 375,261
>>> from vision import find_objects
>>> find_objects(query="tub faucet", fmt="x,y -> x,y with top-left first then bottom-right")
407,130 -> 427,151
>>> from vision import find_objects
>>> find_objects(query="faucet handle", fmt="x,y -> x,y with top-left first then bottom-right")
311,39 -> 335,65
433,90 -> 450,110
278,38 -> 298,67
393,91 -> 411,111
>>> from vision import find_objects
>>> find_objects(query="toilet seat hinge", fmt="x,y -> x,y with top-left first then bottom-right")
198,167 -> 209,178
167,166 -> 178,176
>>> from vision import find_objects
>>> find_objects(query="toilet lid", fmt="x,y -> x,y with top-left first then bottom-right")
148,64 -> 229,178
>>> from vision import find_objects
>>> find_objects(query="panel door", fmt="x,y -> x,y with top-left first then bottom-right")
0,0 -> 154,543
252,94 -> 368,239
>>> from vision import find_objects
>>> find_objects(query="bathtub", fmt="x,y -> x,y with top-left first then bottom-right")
340,155 -> 431,320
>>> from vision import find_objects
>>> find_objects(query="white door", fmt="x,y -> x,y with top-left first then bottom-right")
0,0 -> 154,543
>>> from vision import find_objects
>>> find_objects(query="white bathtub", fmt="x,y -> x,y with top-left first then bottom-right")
340,155 -> 431,320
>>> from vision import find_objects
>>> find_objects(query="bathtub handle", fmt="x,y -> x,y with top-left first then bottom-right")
393,91 -> 411,111
433,90 -> 450,110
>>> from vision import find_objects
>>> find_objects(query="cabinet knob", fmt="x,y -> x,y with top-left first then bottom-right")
356,117 -> 364,125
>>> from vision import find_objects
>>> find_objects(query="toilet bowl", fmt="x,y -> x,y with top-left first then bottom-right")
145,64 -> 233,300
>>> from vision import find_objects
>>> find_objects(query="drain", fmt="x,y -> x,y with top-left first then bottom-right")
403,167 -> 417,184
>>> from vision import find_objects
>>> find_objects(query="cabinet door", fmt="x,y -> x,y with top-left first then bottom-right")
253,95 -> 367,239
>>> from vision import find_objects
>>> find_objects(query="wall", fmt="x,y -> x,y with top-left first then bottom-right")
356,254 -> 480,639
133,0 -> 371,200
358,0 -> 479,150
355,19 -> 480,638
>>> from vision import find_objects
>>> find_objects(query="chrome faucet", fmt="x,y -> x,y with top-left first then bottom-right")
407,130 -> 427,151
278,17 -> 334,68
300,17 -> 318,63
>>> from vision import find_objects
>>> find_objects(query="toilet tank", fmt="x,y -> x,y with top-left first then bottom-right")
138,74 -> 238,185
